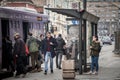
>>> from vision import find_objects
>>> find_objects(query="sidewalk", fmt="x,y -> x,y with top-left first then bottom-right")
3,45 -> 120,80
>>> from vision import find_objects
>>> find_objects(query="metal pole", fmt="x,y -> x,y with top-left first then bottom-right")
83,20 -> 87,72
83,0 -> 87,10
78,2 -> 82,74
83,0 -> 87,72
79,14 -> 82,74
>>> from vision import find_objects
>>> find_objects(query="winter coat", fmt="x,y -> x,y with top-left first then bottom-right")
90,41 -> 100,57
41,37 -> 57,58
56,37 -> 66,50
27,36 -> 39,53
13,38 -> 26,57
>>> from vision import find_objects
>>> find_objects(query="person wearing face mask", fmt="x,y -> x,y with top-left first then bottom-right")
89,35 -> 101,75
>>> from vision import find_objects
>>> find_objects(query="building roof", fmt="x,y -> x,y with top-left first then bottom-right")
45,8 -> 99,24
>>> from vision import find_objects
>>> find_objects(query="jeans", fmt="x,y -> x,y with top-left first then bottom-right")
45,51 -> 53,71
91,56 -> 99,72
56,50 -> 63,68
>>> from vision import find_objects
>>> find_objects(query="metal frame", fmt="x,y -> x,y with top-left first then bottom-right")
45,8 -> 99,74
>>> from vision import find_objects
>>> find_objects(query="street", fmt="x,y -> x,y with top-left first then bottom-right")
3,44 -> 120,80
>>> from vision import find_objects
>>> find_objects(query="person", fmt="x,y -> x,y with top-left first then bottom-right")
13,33 -> 27,77
36,34 -> 44,71
41,32 -> 57,75
5,36 -> 15,72
56,34 -> 66,69
26,32 -> 41,72
89,35 -> 101,75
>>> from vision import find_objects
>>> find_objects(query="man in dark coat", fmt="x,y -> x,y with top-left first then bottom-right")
41,32 -> 57,75
56,34 -> 66,69
13,33 -> 27,77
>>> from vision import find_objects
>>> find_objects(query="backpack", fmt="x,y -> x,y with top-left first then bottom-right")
29,39 -> 39,52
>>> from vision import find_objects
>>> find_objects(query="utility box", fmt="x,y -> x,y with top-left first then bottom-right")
62,60 -> 76,79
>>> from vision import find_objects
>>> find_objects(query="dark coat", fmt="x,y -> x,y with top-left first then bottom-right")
90,41 -> 100,57
56,37 -> 66,50
13,38 -> 26,57
41,37 -> 57,58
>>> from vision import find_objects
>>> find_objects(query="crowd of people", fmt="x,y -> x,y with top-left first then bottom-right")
2,32 -> 66,77
2,32 -> 101,78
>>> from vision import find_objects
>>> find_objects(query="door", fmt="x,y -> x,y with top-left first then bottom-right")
23,22 -> 29,42
1,19 -> 9,69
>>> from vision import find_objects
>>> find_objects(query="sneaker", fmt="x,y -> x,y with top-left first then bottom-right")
88,71 -> 92,74
92,71 -> 98,75
44,70 -> 47,75
95,71 -> 98,75
51,70 -> 53,73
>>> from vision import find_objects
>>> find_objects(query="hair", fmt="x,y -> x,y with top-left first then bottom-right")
94,35 -> 98,41
58,34 -> 62,37
28,32 -> 33,36
46,32 -> 51,35
40,34 -> 43,37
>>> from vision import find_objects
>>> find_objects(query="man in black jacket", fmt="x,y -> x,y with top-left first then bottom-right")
41,32 -> 57,75
56,34 -> 66,69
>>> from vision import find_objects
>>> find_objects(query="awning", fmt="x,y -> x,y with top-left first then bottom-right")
45,8 -> 99,24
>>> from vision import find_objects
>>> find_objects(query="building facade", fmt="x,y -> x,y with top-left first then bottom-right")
87,1 -> 120,36
0,0 -> 45,13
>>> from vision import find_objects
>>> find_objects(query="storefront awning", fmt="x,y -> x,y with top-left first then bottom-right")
45,8 -> 99,24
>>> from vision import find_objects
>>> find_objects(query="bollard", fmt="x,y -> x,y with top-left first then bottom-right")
114,29 -> 120,55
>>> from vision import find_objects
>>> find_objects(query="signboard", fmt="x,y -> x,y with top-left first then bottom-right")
72,20 -> 79,25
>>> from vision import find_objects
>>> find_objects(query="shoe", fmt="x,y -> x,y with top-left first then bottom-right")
92,71 -> 98,75
94,71 -> 98,75
30,68 -> 37,73
58,67 -> 61,69
37,68 -> 42,72
44,70 -> 47,75
51,70 -> 53,73
88,71 -> 92,74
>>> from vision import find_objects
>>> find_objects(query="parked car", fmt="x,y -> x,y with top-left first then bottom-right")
102,36 -> 112,45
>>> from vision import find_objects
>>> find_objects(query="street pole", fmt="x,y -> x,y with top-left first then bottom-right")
78,2 -> 82,74
83,0 -> 87,72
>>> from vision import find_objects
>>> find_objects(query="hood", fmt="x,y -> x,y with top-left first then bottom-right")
57,37 -> 63,41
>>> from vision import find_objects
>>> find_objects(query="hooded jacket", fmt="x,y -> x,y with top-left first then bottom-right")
56,37 -> 66,50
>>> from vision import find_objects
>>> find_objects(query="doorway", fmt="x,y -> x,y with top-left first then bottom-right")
23,22 -> 29,42
1,19 -> 10,69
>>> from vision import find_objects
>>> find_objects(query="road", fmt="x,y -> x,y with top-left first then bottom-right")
3,44 -> 120,80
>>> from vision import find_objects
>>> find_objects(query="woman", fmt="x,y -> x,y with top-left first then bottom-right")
89,35 -> 101,75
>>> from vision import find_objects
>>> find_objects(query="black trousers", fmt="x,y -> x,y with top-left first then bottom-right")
16,54 -> 27,75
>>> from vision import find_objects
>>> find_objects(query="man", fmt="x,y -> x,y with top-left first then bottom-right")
41,32 -> 57,75
26,32 -> 41,72
37,34 -> 44,71
5,36 -> 15,72
13,33 -> 27,77
56,34 -> 66,69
